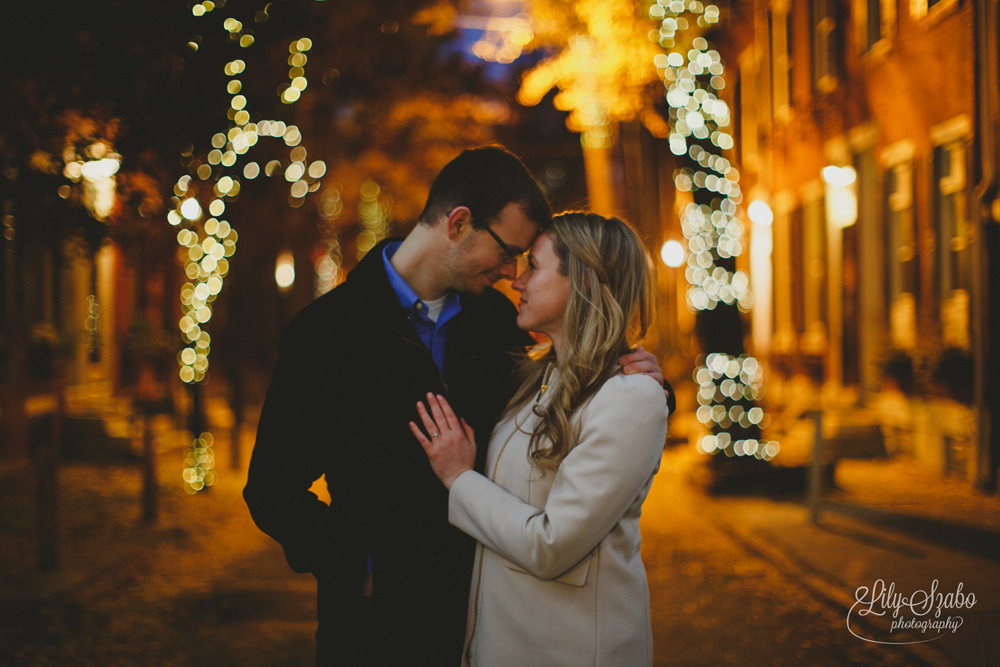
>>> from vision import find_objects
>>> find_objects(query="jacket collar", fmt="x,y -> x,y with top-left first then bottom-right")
343,238 -> 421,337
348,236 -> 493,318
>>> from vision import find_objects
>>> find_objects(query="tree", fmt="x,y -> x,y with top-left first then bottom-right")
514,0 -> 670,214
0,1 -> 197,401
657,2 -> 778,471
144,2 -> 524,488
167,1 -> 518,387
513,0 -> 778,471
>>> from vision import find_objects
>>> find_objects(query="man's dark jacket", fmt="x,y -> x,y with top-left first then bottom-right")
244,239 -> 532,666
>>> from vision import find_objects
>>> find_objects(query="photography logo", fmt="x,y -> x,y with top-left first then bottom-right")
847,579 -> 976,644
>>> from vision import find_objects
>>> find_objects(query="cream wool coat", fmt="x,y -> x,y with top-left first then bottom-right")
448,369 -> 669,667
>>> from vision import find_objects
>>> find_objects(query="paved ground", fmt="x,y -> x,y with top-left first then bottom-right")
0,418 -> 317,667
1,406 -> 998,666
643,447 -> 999,667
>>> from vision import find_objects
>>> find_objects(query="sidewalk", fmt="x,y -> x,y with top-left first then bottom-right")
0,397 -> 318,667
671,375 -> 1000,557
681,446 -> 1000,667
823,457 -> 1000,562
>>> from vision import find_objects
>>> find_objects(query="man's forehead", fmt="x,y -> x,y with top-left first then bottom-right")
511,224 -> 543,253
493,203 -> 543,239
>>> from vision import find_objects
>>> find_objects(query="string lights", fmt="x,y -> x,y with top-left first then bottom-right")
654,1 -> 778,460
171,4 -> 325,492
694,353 -> 778,460
314,186 -> 344,297
354,179 -> 391,256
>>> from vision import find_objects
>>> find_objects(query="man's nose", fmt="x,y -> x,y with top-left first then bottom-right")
511,270 -> 526,291
499,261 -> 518,281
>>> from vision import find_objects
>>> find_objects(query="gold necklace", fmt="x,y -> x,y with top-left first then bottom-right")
536,362 -> 555,402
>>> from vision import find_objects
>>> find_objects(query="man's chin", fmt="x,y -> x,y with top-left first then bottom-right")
453,281 -> 490,296
479,276 -> 504,294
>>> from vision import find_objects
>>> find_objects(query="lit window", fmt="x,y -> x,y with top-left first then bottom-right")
810,0 -> 843,93
856,0 -> 897,53
881,141 -> 917,350
769,1 -> 794,122
910,0 -> 953,21
930,115 -> 973,349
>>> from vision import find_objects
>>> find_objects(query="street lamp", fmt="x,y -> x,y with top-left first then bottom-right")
62,143 -> 122,364
747,199 -> 774,227
275,251 -> 295,291
660,239 -> 685,268
747,198 -> 774,358
822,165 -> 858,228
659,239 -> 685,357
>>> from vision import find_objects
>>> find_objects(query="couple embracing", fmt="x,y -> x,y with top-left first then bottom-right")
245,146 -> 673,666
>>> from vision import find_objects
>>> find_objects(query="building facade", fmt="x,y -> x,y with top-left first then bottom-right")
728,0 -> 999,488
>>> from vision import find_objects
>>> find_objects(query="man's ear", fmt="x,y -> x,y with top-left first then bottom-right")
445,206 -> 473,242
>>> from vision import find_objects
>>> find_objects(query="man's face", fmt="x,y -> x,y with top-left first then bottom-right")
445,202 -> 542,294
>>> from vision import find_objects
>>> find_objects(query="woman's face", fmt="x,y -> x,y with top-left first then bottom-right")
511,231 -> 570,343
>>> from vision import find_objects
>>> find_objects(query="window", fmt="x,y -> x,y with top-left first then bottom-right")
910,0 -> 957,21
811,0 -> 844,93
856,0 -> 897,53
787,9 -> 795,106
789,205 -> 805,336
772,195 -> 799,354
882,144 -> 918,351
738,50 -> 759,171
931,115 -> 972,349
801,185 -> 828,353
770,0 -> 795,121
866,0 -> 882,49
733,75 -> 743,167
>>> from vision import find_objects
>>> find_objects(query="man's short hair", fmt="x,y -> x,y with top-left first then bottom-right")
419,146 -> 552,230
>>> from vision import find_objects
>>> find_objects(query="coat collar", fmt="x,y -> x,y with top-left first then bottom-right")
342,238 -> 422,340
347,237 -> 498,323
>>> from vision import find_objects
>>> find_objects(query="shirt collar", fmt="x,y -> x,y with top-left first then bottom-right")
382,242 -> 462,321
383,242 -> 421,311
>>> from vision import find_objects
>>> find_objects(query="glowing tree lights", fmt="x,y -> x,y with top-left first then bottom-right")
512,0 -> 666,215
694,353 -> 778,461
478,0 -> 774,464
314,186 -> 344,298
170,42 -> 322,387
171,4 -> 326,492
355,179 -> 392,256
655,1 -> 779,464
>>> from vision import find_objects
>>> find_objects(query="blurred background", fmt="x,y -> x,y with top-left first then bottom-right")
1,1 -> 998,665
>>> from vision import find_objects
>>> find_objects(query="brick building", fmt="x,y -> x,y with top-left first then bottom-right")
727,0 -> 999,488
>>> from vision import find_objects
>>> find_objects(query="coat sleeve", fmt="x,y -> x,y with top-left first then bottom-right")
447,374 -> 668,580
243,312 -> 365,582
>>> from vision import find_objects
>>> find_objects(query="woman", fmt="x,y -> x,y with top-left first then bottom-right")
410,212 -> 669,666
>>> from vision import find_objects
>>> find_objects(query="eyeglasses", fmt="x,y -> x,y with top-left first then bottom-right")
478,223 -> 528,266
447,209 -> 527,266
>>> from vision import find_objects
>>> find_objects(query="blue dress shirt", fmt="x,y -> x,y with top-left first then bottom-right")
382,242 -> 462,375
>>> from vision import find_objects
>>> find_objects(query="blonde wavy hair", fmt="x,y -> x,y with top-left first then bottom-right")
505,212 -> 656,471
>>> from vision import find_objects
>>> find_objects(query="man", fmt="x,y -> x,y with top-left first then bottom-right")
244,146 -> 667,666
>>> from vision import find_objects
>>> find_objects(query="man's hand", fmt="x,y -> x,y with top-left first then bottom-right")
410,393 -> 476,490
620,346 -> 663,384
619,346 -> 672,413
